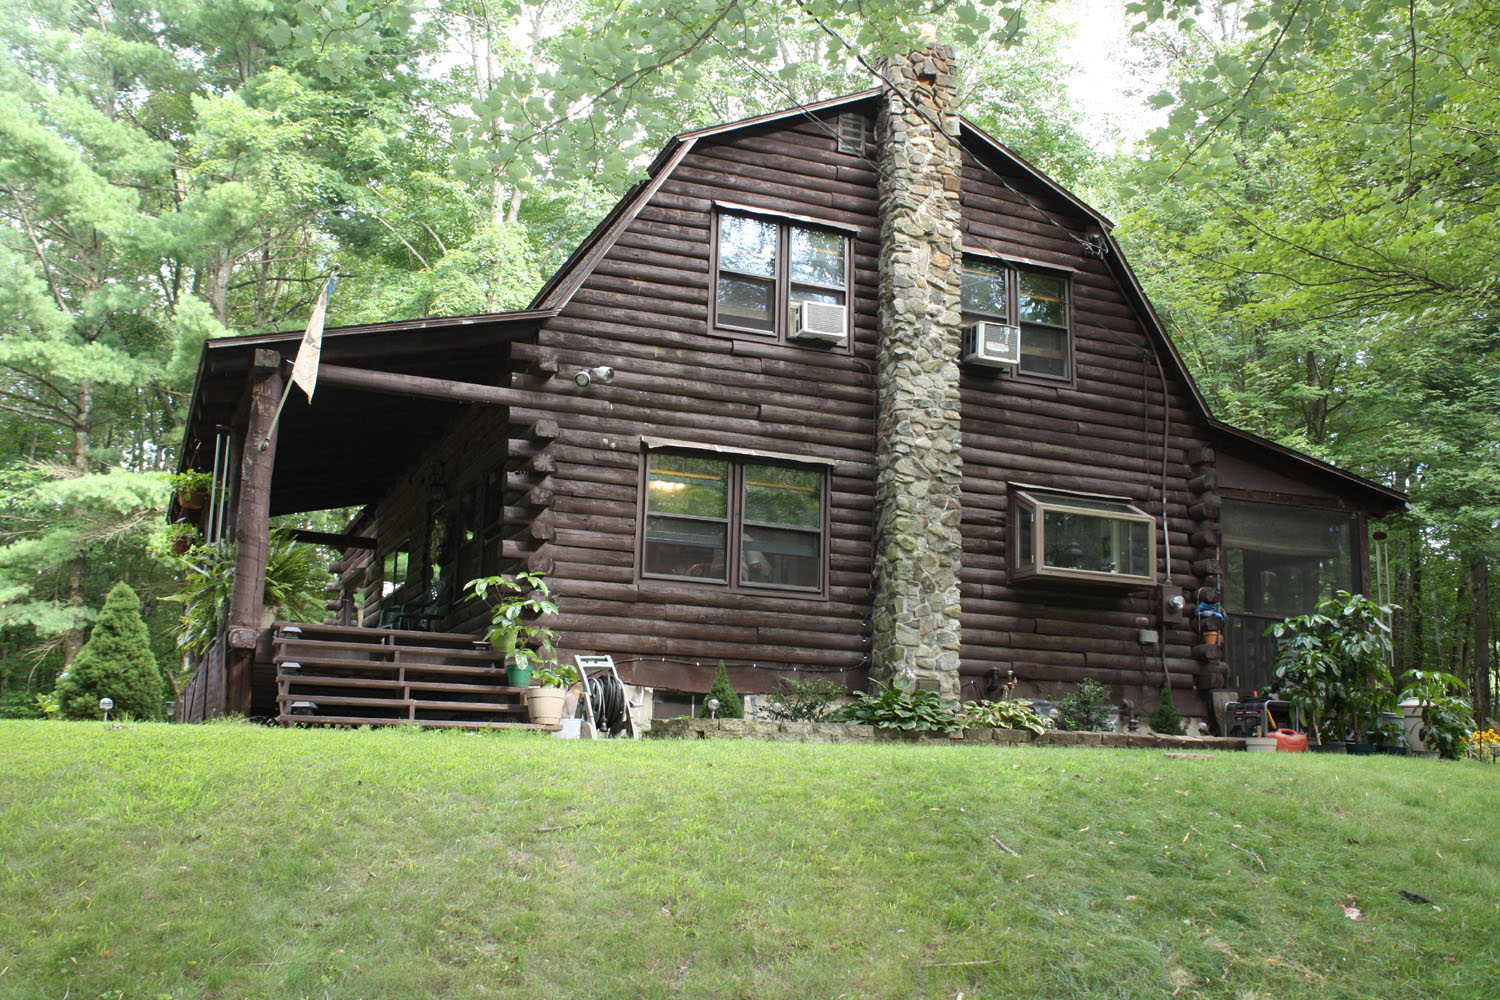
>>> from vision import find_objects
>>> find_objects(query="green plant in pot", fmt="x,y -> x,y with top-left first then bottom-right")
525,661 -> 578,727
1269,591 -> 1396,747
1398,669 -> 1473,759
166,531 -> 331,653
168,469 -> 213,510
463,571 -> 558,687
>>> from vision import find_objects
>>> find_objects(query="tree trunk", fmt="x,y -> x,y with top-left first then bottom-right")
1472,554 -> 1492,725
62,378 -> 94,667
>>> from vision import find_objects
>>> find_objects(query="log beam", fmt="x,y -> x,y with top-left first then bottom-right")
225,349 -> 283,715
315,362 -> 526,407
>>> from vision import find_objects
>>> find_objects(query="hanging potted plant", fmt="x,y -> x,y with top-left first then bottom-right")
168,470 -> 213,511
463,571 -> 559,688
525,662 -> 579,727
1194,600 -> 1225,645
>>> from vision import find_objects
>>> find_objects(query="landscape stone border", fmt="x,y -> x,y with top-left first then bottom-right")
650,717 -> 1248,750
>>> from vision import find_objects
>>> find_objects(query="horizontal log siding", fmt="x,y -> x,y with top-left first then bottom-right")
529,117 -> 878,690
957,154 -> 1217,716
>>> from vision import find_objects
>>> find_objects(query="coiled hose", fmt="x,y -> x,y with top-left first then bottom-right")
586,673 -> 628,735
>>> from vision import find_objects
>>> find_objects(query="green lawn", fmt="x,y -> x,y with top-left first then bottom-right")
0,721 -> 1495,999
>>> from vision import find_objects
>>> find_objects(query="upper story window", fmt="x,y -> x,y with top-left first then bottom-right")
641,449 -> 826,593
714,211 -> 849,345
961,257 -> 1070,379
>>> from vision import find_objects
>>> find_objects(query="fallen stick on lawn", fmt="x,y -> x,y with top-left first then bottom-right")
990,834 -> 1020,857
1229,841 -> 1268,872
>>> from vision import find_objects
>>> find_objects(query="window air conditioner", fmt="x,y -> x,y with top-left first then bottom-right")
962,321 -> 1022,367
792,301 -> 847,344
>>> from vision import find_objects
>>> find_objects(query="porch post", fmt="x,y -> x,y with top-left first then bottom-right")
224,348 -> 284,715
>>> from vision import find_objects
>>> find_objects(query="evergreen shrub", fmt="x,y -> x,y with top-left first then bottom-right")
55,582 -> 163,720
705,660 -> 743,718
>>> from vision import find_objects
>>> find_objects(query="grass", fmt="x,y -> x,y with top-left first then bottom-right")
0,722 -> 1496,999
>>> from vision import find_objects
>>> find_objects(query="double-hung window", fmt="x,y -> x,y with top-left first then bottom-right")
714,211 -> 849,342
641,450 -> 826,593
961,257 -> 1071,379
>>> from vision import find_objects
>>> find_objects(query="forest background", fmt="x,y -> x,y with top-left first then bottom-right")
0,0 -> 1493,719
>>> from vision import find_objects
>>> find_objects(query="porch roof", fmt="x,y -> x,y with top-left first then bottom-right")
179,310 -> 550,516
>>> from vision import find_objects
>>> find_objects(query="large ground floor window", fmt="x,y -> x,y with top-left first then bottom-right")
641,450 -> 825,593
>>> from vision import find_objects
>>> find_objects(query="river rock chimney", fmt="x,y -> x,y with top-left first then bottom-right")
870,35 -> 965,699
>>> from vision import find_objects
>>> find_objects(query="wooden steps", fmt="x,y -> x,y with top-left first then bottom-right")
272,622 -> 548,730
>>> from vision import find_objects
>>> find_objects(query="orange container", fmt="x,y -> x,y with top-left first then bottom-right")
1272,728 -> 1307,753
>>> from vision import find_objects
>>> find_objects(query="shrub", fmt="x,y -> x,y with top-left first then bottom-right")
1055,678 -> 1113,731
1147,687 -> 1184,736
833,681 -> 960,732
1271,592 -> 1396,743
55,582 -> 163,720
763,677 -> 844,722
960,699 -> 1050,735
1399,669 -> 1473,759
705,660 -> 743,718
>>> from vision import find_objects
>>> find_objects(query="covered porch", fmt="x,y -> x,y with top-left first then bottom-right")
174,310 -> 557,724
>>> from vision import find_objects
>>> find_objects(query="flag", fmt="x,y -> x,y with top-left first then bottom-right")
290,274 -> 337,402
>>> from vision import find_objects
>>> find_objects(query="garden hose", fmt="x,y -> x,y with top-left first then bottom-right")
586,673 -> 628,735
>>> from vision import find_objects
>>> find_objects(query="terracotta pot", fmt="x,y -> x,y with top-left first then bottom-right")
526,686 -> 567,726
1202,630 -> 1220,645
177,488 -> 206,511
171,534 -> 193,555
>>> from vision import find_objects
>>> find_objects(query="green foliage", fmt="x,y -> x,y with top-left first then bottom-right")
960,698 -> 1050,735
463,572 -> 558,672
1271,592 -> 1396,743
165,533 -> 331,653
704,661 -> 743,719
1147,687 -> 1184,736
1055,678 -> 1113,732
763,676 -> 845,722
1398,670 -> 1474,760
54,583 -> 162,720
531,662 -> 578,690
833,681 -> 959,732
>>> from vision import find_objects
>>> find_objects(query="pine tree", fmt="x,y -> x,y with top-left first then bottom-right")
1148,686 -> 1184,736
55,583 -> 163,721
705,660 -> 743,719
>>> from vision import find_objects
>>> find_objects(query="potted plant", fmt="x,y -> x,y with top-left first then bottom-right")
463,571 -> 559,688
1398,669 -> 1473,759
525,661 -> 578,726
1269,591 -> 1395,749
1194,600 -> 1225,645
168,470 -> 213,511
165,531 -> 331,653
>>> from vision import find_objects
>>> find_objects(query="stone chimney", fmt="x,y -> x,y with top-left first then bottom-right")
870,36 -> 964,699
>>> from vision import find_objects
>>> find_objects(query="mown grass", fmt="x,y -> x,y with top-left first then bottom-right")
0,721 -> 1496,999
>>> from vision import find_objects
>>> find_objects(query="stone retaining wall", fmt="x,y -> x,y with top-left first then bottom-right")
650,717 -> 1248,750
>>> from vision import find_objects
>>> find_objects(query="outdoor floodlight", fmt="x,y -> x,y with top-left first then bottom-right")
572,366 -> 615,388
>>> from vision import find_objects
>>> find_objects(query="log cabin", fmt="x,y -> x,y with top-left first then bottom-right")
173,43 -> 1406,731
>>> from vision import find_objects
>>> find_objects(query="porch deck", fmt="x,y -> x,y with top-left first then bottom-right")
272,621 -> 554,731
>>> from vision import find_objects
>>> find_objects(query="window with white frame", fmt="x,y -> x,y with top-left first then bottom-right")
962,257 -> 1070,379
1011,487 -> 1155,586
714,212 -> 849,342
641,450 -> 825,592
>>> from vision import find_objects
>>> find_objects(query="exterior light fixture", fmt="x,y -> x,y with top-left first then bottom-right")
99,697 -> 114,722
572,366 -> 615,388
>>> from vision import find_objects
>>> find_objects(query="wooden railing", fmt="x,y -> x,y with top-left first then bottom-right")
272,621 -> 551,730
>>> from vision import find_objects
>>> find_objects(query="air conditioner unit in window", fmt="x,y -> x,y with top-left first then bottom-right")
962,321 -> 1022,368
792,301 -> 847,344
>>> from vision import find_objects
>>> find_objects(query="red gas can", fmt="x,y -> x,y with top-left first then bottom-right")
1272,728 -> 1308,753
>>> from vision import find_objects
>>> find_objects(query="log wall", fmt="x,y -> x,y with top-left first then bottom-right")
955,154 -> 1220,715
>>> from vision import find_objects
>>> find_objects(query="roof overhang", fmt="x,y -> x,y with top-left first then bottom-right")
178,310 -> 551,515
